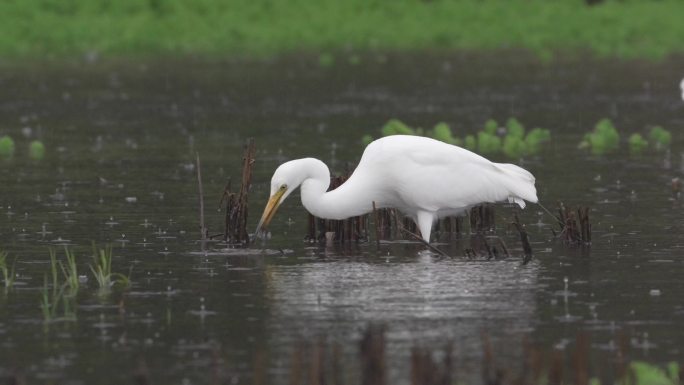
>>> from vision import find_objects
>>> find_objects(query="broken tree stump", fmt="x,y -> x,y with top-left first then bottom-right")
222,138 -> 256,245
555,202 -> 591,245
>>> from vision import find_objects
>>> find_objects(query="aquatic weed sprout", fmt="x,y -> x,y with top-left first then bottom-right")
502,119 -> 526,158
381,119 -> 418,136
365,118 -> 550,158
648,126 -> 672,150
39,275 -> 52,321
0,135 -> 15,158
580,120 -> 673,155
580,118 -> 620,155
55,247 -> 79,294
627,361 -> 680,385
477,130 -> 502,154
628,133 -> 649,154
431,122 -> 462,146
89,244 -> 130,293
39,277 -> 76,323
40,256 -> 77,323
29,140 -> 45,160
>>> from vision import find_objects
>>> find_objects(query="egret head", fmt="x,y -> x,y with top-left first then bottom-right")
254,160 -> 305,237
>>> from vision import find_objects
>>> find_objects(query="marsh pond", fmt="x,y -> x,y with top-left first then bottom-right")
0,53 -> 683,384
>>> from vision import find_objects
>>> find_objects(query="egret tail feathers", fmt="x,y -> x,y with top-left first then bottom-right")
495,163 -> 538,207
508,197 -> 526,208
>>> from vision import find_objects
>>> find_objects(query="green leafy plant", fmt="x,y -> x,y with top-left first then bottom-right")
628,133 -> 649,154
0,135 -> 15,158
506,118 -> 525,139
89,244 -> 130,294
477,131 -> 501,154
525,127 -> 551,153
366,117 -> 550,158
580,118 -> 620,155
628,361 -> 680,385
381,119 -> 416,136
648,126 -> 671,150
503,135 -> 528,158
39,275 -> 52,321
29,140 -> 45,160
361,134 -> 374,146
54,247 -> 79,294
501,119 -> 551,158
41,252 -> 78,323
484,119 -> 499,135
39,275 -> 76,323
464,134 -> 477,151
49,247 -> 59,292
430,122 -> 461,146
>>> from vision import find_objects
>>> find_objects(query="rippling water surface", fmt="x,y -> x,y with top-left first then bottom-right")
0,54 -> 683,384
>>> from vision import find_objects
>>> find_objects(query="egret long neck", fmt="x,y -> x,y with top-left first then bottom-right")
298,160 -> 373,220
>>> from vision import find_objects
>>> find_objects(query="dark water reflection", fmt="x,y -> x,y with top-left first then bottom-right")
0,53 -> 683,384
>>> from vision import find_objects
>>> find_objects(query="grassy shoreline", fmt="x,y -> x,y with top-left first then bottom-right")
1,0 -> 684,60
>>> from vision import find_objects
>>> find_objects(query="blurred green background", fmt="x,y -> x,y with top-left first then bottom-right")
1,0 -> 683,59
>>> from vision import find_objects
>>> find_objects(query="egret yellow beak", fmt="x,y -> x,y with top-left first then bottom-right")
255,186 -> 287,237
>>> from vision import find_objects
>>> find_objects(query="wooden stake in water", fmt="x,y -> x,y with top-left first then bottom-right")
223,138 -> 256,245
196,152 -> 207,241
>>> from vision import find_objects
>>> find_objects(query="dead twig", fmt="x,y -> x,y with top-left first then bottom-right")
196,152 -> 207,241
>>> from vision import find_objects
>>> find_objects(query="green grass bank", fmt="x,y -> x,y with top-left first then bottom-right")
1,0 -> 684,59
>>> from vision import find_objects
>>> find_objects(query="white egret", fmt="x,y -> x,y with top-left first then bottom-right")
256,135 -> 538,243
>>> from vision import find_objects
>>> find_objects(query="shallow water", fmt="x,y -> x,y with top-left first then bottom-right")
0,53 -> 683,384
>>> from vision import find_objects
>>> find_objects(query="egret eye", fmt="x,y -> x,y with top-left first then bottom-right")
281,184 -> 288,190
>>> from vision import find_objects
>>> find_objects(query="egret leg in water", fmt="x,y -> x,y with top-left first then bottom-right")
255,135 -> 538,243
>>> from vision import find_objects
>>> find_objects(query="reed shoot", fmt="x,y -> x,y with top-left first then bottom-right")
48,248 -> 59,292
0,250 -> 17,289
42,250 -> 79,323
59,247 -> 80,294
39,275 -> 52,321
89,244 -> 130,292
39,274 -> 75,322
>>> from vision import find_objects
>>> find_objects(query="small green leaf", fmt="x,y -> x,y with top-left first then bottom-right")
506,118 -> 525,138
381,119 -> 415,136
0,135 -> 15,158
361,134 -> 374,146
629,361 -> 676,385
503,135 -> 528,158
648,126 -> 671,150
29,140 -> 46,160
477,131 -> 501,154
484,119 -> 498,135
464,135 -> 477,151
628,133 -> 648,154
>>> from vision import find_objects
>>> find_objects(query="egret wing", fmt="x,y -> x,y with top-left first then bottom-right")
356,135 -> 535,212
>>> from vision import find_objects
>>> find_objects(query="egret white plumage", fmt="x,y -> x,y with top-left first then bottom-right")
256,135 -> 538,243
